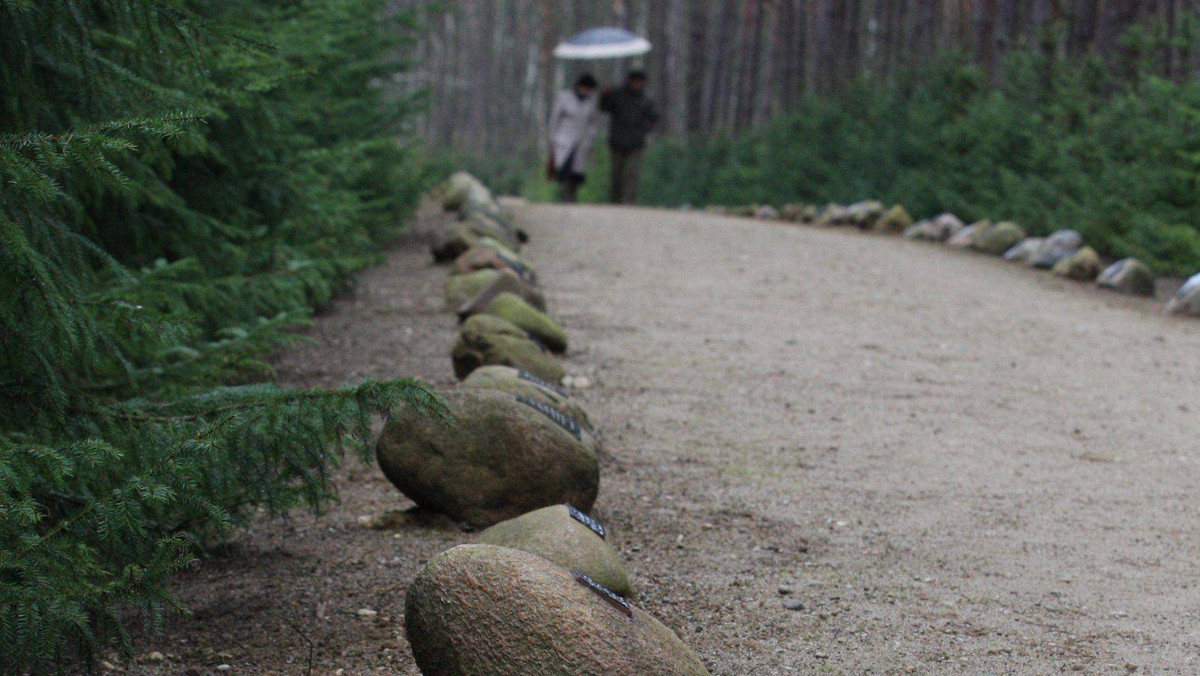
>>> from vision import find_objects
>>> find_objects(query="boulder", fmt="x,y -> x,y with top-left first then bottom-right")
1097,258 -> 1156,297
474,505 -> 630,596
460,313 -> 528,340
442,172 -> 484,211
485,293 -> 568,354
454,246 -> 525,278
460,211 -> 519,249
461,365 -> 591,431
1166,272 -> 1200,316
405,545 -> 709,676
972,221 -> 1026,256
458,269 -> 546,317
1028,229 -> 1084,269
814,203 -> 852,227
754,205 -> 780,220
780,203 -> 816,223
874,204 -> 914,234
431,226 -> 479,263
843,200 -> 885,229
927,213 -> 965,242
470,238 -> 538,285
461,183 -> 501,220
445,269 -> 503,309
453,315 -> 566,383
1003,238 -> 1044,263
947,221 -> 987,249
1052,246 -> 1102,281
376,391 -> 598,527
901,222 -> 928,240
494,203 -> 520,231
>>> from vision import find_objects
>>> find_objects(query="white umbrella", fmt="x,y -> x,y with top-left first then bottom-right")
553,27 -> 651,60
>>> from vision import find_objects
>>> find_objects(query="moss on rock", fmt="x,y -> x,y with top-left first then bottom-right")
1052,246 -> 1102,281
376,391 -> 598,527
874,204 -> 913,234
453,315 -> 565,382
461,365 -> 590,430
972,221 -> 1026,256
485,293 -> 568,354
475,505 -> 630,596
1097,258 -> 1155,297
445,269 -> 503,309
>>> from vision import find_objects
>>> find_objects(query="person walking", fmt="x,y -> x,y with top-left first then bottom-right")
600,70 -> 659,205
548,73 -> 600,203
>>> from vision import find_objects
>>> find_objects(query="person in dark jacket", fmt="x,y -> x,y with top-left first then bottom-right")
599,70 -> 659,205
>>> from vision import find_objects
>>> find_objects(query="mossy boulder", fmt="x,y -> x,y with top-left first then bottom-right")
814,203 -> 852,227
454,245 -> 532,280
1052,246 -> 1102,281
947,221 -> 987,249
927,213 -> 965,241
453,315 -> 565,383
442,172 -> 484,211
485,293 -> 567,354
460,313 -> 527,340
874,204 -> 913,234
431,226 -> 479,263
1097,258 -> 1156,297
470,238 -> 538,285
754,205 -> 779,220
458,269 -> 546,317
405,545 -> 709,676
461,365 -> 591,431
1167,273 -> 1200,316
972,221 -> 1026,256
445,269 -> 503,309
1028,229 -> 1083,269
780,203 -> 816,223
901,223 -> 926,240
461,183 -> 501,218
461,211 -> 519,249
376,391 -> 598,528
845,200 -> 884,228
474,505 -> 630,597
1003,238 -> 1044,263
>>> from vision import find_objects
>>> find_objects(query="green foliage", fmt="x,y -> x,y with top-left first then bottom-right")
639,46 -> 1200,276
0,0 -> 439,669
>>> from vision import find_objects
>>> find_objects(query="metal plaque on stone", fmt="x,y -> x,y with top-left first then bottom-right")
574,571 -> 631,617
517,370 -> 569,398
568,505 -> 606,539
515,395 -> 581,440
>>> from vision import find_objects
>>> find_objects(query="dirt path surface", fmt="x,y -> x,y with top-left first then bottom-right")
132,204 -> 1200,675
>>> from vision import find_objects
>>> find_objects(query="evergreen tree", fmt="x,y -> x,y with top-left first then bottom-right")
0,0 -> 440,669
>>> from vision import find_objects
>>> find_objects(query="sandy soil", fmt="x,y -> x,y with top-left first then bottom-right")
124,204 -> 1200,675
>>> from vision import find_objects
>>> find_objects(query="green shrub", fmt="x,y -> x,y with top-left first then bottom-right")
0,0 -> 439,669
638,49 -> 1200,275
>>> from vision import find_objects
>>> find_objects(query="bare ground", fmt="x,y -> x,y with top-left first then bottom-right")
124,204 -> 1200,675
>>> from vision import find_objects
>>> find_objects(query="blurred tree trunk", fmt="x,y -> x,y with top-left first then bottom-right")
686,1 -> 709,132
405,0 -> 1197,153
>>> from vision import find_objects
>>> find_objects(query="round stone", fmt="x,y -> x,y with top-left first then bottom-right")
475,505 -> 631,596
405,545 -> 709,675
376,390 -> 597,527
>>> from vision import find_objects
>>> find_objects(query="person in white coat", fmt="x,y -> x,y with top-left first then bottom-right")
548,73 -> 600,203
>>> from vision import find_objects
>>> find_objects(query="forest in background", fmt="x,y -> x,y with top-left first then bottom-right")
409,0 -> 1198,148
407,0 -> 1200,275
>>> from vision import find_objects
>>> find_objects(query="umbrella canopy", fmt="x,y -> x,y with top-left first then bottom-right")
553,27 -> 651,60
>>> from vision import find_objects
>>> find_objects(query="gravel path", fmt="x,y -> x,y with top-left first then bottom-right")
131,204 -> 1200,675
